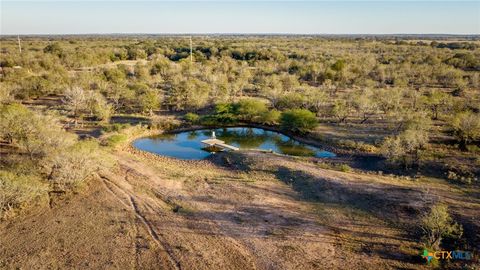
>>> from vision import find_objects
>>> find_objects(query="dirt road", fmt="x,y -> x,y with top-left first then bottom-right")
1,148 -> 468,269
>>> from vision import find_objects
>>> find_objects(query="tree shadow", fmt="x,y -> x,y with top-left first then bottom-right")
270,165 -> 429,264
274,166 -> 425,221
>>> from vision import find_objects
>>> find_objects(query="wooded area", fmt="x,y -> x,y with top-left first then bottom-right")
1,37 -> 479,267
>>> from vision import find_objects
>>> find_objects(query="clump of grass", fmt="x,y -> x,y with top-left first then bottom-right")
315,162 -> 334,170
101,123 -> 131,133
315,162 -> 352,172
0,171 -> 49,219
172,204 -> 196,216
183,112 -> 200,124
104,134 -> 128,147
466,144 -> 480,154
336,139 -> 378,153
337,164 -> 352,172
446,170 -> 477,185
265,228 -> 286,237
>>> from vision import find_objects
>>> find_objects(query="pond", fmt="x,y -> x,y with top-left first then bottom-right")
133,127 -> 336,160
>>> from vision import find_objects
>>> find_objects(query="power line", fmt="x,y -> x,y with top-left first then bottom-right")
189,36 -> 193,64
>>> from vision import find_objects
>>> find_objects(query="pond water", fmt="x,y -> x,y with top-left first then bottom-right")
133,127 -> 336,160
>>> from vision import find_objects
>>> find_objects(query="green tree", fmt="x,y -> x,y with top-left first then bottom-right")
168,78 -> 210,111
377,88 -> 404,116
85,91 -> 113,122
276,92 -> 307,110
330,100 -> 350,123
280,109 -> 318,134
210,103 -> 238,124
183,79 -> 210,110
138,89 -> 162,114
354,89 -> 379,124
184,112 -> 200,124
0,103 -> 33,144
381,128 -> 429,169
127,47 -> 147,60
331,59 -> 346,72
420,204 -> 462,249
422,89 -> 451,120
0,104 -> 76,160
236,99 -> 268,122
259,109 -> 281,125
451,111 -> 480,150
63,87 -> 87,119
304,86 -> 328,116
43,43 -> 64,57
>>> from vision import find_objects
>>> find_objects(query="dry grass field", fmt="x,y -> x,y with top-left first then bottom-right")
1,145 -> 478,269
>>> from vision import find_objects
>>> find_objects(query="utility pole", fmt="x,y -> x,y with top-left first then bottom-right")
17,35 -> 22,53
189,36 -> 193,64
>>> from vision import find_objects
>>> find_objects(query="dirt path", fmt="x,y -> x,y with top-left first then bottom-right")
102,151 -> 337,269
3,148 -> 472,269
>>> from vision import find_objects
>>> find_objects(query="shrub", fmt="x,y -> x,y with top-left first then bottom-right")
420,204 -> 462,249
0,104 -> 76,159
259,109 -> 281,125
88,93 -> 113,122
63,87 -> 113,122
0,171 -> 48,218
0,103 -> 33,144
184,112 -> 200,124
276,93 -> 306,110
138,89 -> 162,114
446,164 -> 477,184
0,105 -> 114,215
101,123 -> 130,133
236,99 -> 268,122
45,140 -> 109,189
337,139 -> 377,153
355,142 -> 378,153
381,129 -> 429,169
331,59 -> 346,71
466,144 -> 480,154
280,109 -> 318,134
330,100 -> 350,123
43,43 -> 64,57
199,115 -> 221,126
150,116 -> 181,130
104,134 -> 128,147
213,103 -> 238,124
103,67 -> 126,84
337,164 -> 352,172
450,111 -> 480,151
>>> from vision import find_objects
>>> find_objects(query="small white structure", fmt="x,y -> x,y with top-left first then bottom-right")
201,131 -> 239,151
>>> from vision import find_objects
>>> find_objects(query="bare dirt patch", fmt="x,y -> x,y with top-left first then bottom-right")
1,149 -> 477,269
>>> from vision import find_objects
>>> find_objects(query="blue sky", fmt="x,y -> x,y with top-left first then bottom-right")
1,1 -> 479,34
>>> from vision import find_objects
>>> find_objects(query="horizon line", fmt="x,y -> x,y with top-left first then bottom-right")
1,33 -> 479,37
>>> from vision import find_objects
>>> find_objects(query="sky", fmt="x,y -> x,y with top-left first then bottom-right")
1,1 -> 479,35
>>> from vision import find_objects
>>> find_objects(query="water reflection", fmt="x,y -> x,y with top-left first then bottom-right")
133,127 -> 335,160
187,131 -> 199,140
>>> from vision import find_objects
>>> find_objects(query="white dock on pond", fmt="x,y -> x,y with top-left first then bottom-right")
201,131 -> 239,151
